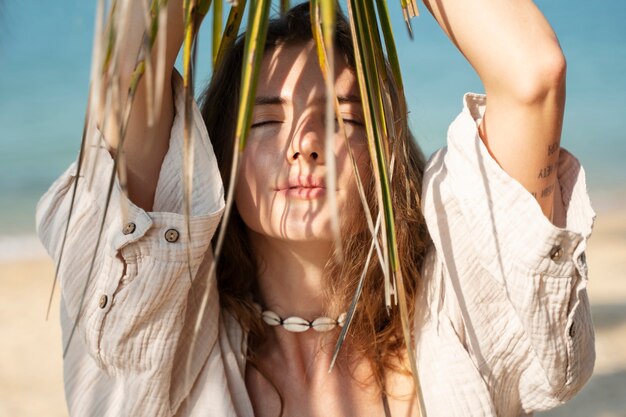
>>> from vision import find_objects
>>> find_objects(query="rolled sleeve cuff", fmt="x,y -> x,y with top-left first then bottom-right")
82,70 -> 224,261
443,92 -> 596,279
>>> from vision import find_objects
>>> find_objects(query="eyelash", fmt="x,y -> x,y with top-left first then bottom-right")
337,117 -> 364,127
251,120 -> 282,128
250,118 -> 363,128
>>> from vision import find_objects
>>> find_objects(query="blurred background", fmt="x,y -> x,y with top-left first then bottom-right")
0,0 -> 624,416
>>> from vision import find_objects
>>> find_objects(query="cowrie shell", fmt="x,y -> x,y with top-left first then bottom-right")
282,316 -> 311,332
338,312 -> 347,327
262,310 -> 281,326
311,317 -> 337,332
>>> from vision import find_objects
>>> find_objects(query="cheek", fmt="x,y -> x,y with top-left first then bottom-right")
234,140 -> 286,234
339,143 -> 371,192
337,143 -> 372,222
235,146 -> 266,229
353,146 -> 371,181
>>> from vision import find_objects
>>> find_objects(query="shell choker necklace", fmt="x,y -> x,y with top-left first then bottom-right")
255,303 -> 347,333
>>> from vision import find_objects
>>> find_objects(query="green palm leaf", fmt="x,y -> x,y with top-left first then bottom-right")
345,0 -> 426,414
214,0 -> 246,69
211,0 -> 223,66
375,0 -> 403,93
211,0 -> 271,263
186,0 -> 272,379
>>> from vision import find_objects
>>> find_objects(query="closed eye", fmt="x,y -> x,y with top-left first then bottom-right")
251,120 -> 283,128
335,117 -> 364,127
343,118 -> 364,127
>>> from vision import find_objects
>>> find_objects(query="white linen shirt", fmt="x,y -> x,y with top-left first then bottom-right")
36,73 -> 596,417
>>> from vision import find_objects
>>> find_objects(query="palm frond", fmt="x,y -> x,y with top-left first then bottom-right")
63,1 -> 428,412
186,0 -> 272,379
212,0 -> 271,264
154,0 -> 170,123
399,0 -> 419,38
214,0 -> 246,70
375,0 -> 403,93
212,0 -> 223,67
345,1 -> 426,414
347,0 -> 394,306
329,212 -> 381,371
310,0 -> 343,260
45,89 -> 92,321
61,0 -> 171,356
280,0 -> 290,17
311,3 -> 390,357
181,0 -> 203,291
46,0 -> 107,319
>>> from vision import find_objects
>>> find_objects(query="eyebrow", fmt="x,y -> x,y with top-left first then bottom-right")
254,94 -> 362,106
336,94 -> 362,104
255,96 -> 286,106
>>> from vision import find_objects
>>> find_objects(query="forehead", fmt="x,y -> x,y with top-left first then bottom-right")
256,41 -> 359,103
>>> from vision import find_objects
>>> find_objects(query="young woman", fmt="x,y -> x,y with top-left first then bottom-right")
36,1 -> 596,416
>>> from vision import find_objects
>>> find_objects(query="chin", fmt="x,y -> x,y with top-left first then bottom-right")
259,215 -> 336,242
237,193 -> 363,242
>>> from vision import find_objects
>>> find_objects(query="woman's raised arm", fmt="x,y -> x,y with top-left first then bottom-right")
101,0 -> 185,211
422,0 -> 566,223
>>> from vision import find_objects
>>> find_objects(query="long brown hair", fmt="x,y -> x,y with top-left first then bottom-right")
198,1 -> 430,394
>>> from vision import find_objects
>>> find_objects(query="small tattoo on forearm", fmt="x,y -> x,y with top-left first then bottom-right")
541,184 -> 555,198
548,143 -> 559,156
538,164 -> 555,179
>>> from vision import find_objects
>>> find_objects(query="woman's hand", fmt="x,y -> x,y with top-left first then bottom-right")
422,0 -> 566,223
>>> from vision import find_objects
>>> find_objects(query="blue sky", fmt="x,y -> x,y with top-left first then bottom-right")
0,0 -> 624,234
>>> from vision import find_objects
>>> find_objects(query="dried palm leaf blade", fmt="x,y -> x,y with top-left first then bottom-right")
310,0 -> 343,260
329,213 -> 381,371
345,1 -> 426,415
45,90 -> 92,320
187,0 -> 271,381
348,0 -> 394,307
63,0 -> 168,356
181,0 -> 201,289
154,0 -> 170,123
310,2 -> 383,271
400,0 -> 419,38
211,0 -> 271,267
48,0 -> 107,319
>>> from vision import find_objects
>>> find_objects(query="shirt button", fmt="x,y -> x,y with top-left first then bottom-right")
550,245 -> 563,261
123,222 -> 136,235
569,322 -> 576,337
99,294 -> 108,309
164,228 -> 180,243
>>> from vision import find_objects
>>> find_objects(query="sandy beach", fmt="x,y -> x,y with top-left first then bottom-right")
1,210 -> 625,417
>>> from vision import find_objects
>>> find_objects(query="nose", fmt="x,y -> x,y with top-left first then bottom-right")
289,113 -> 325,164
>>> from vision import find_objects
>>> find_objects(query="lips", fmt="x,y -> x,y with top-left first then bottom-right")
275,175 -> 327,199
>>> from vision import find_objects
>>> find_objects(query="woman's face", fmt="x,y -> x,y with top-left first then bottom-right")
235,40 -> 370,243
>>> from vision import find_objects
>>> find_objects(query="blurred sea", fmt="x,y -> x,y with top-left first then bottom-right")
0,0 -> 625,242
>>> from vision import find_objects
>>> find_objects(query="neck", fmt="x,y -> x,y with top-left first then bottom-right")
250,230 -> 333,318
249,230 -> 346,372
249,231 -> 368,381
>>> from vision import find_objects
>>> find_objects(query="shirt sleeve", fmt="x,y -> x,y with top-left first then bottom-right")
35,70 -> 225,416
420,92 -> 596,414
